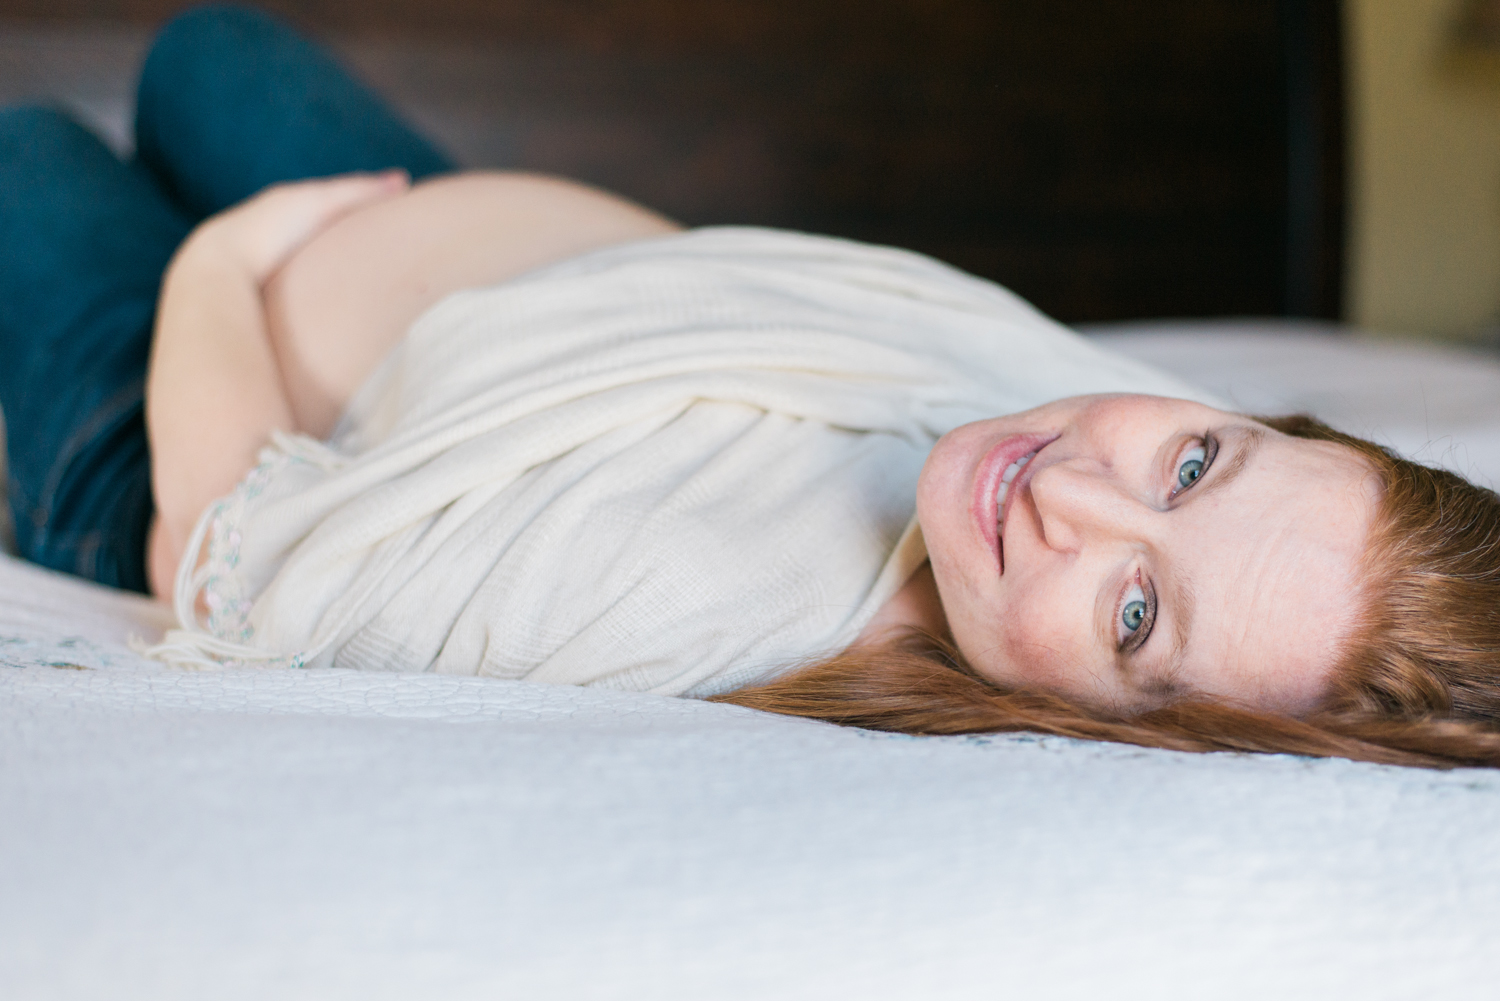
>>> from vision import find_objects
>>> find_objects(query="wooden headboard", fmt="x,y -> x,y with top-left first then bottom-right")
5,0 -> 1345,324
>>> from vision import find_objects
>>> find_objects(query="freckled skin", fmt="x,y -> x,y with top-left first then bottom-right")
146,175 -> 1377,707
899,394 -> 1379,716
146,171 -> 679,598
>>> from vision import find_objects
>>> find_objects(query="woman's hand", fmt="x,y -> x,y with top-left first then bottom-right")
147,170 -> 408,598
191,170 -> 412,284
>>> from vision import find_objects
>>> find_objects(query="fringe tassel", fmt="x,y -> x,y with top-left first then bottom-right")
135,430 -> 401,673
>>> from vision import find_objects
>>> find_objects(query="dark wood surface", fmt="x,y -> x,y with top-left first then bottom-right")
0,0 -> 1345,323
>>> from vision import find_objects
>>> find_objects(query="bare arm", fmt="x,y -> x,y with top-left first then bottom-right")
262,172 -> 681,437
144,170 -> 677,600
144,172 -> 410,598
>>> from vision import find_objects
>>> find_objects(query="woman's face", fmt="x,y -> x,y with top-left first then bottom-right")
916,394 -> 1381,715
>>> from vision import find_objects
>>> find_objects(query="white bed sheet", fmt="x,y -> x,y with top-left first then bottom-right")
3,321 -> 1500,1000
1083,319 -> 1500,489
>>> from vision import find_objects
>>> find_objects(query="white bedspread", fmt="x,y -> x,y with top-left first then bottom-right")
1085,319 -> 1500,487
4,321 -> 1500,999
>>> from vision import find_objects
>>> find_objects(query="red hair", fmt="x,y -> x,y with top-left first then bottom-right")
712,415 -> 1500,769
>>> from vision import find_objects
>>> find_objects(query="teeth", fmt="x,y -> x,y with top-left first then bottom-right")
1001,453 -> 1032,484
996,451 -> 1037,525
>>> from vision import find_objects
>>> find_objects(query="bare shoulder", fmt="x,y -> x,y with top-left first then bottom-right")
263,170 -> 681,437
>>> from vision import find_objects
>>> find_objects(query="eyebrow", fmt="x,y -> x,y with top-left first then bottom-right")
1195,425 -> 1264,502
1154,565 -> 1195,697
1149,425 -> 1266,694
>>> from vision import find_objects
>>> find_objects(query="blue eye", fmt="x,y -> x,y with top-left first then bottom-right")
1119,579 -> 1149,645
1177,445 -> 1207,489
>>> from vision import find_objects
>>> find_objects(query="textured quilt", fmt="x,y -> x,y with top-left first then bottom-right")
4,323 -> 1500,999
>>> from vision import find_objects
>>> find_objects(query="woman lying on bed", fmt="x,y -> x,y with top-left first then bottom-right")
4,6 -> 1498,768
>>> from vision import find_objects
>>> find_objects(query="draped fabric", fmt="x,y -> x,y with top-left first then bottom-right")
148,227 -> 1210,696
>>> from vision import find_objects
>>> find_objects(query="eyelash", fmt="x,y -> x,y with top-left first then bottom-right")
1116,432 -> 1217,652
1168,432 -> 1217,499
1118,574 -> 1155,653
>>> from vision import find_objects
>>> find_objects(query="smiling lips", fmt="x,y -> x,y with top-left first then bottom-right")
973,433 -> 1057,574
995,452 -> 1035,514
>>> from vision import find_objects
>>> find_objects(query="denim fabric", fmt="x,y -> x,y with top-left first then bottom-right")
0,4 -> 455,593
0,108 -> 191,592
134,5 -> 452,218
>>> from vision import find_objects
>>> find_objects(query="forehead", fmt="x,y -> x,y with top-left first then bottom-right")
1170,429 -> 1379,713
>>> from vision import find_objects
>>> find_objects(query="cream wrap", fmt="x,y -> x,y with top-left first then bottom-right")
148,227 -> 1211,696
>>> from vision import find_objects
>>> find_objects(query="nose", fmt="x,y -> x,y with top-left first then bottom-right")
1026,459 -> 1159,555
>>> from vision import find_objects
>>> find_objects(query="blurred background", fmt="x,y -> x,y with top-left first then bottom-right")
0,0 -> 1497,344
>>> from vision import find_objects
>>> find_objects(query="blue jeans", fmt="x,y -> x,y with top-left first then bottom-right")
0,4 -> 453,592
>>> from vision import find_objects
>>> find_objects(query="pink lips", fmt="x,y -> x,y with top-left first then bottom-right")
972,432 -> 1057,574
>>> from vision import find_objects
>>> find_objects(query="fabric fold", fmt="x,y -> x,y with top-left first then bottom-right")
145,227 -> 1213,696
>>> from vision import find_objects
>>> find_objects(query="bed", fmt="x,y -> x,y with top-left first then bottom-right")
5,323 -> 1499,1000
5,4 -> 1500,999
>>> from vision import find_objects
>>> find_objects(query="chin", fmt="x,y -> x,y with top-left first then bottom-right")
915,425 -> 973,523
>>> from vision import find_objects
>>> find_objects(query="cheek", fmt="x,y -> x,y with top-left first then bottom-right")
926,549 -> 993,663
958,585 -> 1061,687
959,574 -> 1105,700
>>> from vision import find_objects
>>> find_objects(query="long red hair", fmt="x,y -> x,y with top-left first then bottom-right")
711,416 -> 1500,769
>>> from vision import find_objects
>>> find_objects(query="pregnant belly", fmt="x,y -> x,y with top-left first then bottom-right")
262,170 -> 680,438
